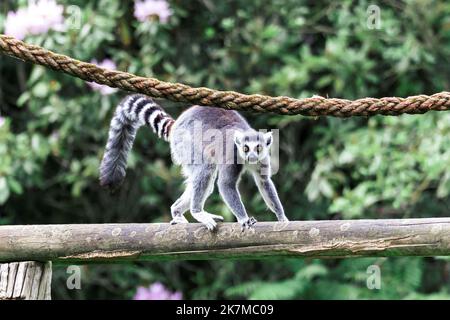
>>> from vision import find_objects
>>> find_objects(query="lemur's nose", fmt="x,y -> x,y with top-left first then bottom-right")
248,154 -> 258,163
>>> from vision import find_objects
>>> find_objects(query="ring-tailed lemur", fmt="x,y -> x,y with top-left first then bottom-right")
99,94 -> 288,230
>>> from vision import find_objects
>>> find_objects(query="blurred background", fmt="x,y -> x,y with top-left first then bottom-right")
0,0 -> 449,299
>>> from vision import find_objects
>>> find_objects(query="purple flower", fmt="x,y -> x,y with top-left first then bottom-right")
86,59 -> 119,96
133,282 -> 183,300
4,0 -> 65,40
4,9 -> 28,40
134,0 -> 173,23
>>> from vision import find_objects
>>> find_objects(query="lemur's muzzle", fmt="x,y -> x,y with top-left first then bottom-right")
247,154 -> 259,163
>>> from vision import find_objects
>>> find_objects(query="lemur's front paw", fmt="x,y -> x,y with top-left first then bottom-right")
239,216 -> 257,231
191,211 -> 218,231
278,216 -> 289,222
170,216 -> 189,225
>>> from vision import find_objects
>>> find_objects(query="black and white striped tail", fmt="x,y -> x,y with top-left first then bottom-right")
99,94 -> 174,189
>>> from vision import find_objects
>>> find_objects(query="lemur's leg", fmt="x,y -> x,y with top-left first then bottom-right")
218,165 -> 256,230
203,174 -> 224,222
253,173 -> 288,222
189,164 -> 223,230
170,185 -> 190,225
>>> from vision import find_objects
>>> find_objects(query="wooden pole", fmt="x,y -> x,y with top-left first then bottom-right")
0,261 -> 52,300
0,218 -> 449,263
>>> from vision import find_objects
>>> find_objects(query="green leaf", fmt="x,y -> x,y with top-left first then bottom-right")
32,82 -> 50,98
0,177 -> 10,204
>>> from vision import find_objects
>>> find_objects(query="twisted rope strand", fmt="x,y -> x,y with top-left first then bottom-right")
1,34 -> 449,117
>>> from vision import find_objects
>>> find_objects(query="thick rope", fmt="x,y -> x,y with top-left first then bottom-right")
1,34 -> 449,117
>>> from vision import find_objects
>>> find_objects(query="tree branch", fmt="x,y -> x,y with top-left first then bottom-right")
1,218 -> 449,263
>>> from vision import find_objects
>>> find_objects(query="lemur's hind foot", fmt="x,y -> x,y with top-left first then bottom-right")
170,215 -> 189,225
205,212 -> 224,222
278,216 -> 289,222
191,211 -> 224,231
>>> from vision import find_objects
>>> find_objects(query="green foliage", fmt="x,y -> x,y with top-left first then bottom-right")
1,0 -> 450,299
307,114 -> 450,218
225,263 -> 327,299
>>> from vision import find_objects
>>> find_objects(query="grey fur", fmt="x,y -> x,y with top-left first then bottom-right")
170,106 -> 288,230
100,96 -> 288,229
99,94 -> 174,189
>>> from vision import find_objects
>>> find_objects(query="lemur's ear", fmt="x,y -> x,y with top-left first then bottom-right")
264,132 -> 273,147
234,131 -> 244,146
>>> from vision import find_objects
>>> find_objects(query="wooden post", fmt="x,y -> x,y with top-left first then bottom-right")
0,261 -> 52,300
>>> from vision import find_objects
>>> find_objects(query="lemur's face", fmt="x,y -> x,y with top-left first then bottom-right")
234,131 -> 273,163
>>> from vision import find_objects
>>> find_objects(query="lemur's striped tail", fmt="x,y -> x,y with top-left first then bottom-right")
99,94 -> 174,189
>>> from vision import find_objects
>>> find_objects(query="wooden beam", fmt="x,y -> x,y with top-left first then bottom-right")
0,218 -> 449,263
0,261 -> 52,300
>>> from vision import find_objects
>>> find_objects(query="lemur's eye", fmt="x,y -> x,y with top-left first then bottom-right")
256,145 -> 262,153
243,145 -> 249,153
